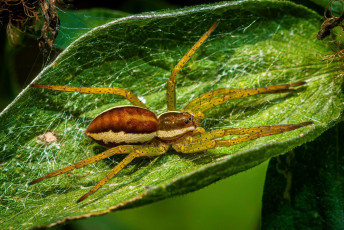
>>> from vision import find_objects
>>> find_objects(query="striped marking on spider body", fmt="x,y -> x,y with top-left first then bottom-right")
87,131 -> 156,145
156,111 -> 199,141
157,126 -> 195,140
86,106 -> 158,147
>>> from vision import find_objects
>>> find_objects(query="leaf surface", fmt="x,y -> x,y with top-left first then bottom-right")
1,1 -> 343,228
55,8 -> 130,49
262,122 -> 344,229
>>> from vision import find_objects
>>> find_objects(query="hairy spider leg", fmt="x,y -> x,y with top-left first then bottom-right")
182,81 -> 306,115
184,82 -> 305,110
28,145 -> 141,186
179,122 -> 312,144
77,144 -> 168,203
32,84 -> 147,108
166,21 -> 218,111
173,122 -> 312,153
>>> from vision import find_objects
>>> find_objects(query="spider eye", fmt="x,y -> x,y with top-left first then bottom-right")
189,117 -> 192,121
184,119 -> 189,124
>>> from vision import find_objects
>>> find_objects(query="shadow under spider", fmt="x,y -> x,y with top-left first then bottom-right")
81,155 -> 172,205
31,156 -> 153,199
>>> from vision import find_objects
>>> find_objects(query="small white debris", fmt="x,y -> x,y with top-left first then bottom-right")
37,132 -> 57,143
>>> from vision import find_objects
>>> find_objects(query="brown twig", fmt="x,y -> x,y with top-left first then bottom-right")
0,0 -> 60,49
317,13 -> 344,40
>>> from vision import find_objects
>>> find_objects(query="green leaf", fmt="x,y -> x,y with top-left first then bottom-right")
55,8 -> 131,49
262,121 -> 344,229
1,1 -> 343,228
310,0 -> 343,15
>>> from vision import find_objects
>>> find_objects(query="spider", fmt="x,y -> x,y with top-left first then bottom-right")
29,21 -> 312,203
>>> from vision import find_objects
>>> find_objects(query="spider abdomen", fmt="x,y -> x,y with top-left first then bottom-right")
85,106 -> 158,147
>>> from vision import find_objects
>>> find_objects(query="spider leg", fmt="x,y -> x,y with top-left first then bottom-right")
167,21 -> 218,111
173,122 -> 312,153
185,122 -> 312,144
28,145 -> 139,186
32,84 -> 147,108
77,144 -> 168,203
182,81 -> 306,115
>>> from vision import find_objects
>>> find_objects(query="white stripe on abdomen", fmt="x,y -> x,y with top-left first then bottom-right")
87,131 -> 156,145
157,126 -> 195,140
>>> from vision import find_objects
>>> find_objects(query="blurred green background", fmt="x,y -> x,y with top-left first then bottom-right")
0,0 -> 327,229
64,162 -> 267,230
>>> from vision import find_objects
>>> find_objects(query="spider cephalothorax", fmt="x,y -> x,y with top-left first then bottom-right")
29,21 -> 312,203
157,111 -> 199,141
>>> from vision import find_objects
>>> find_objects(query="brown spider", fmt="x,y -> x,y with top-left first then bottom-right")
29,21 -> 312,203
